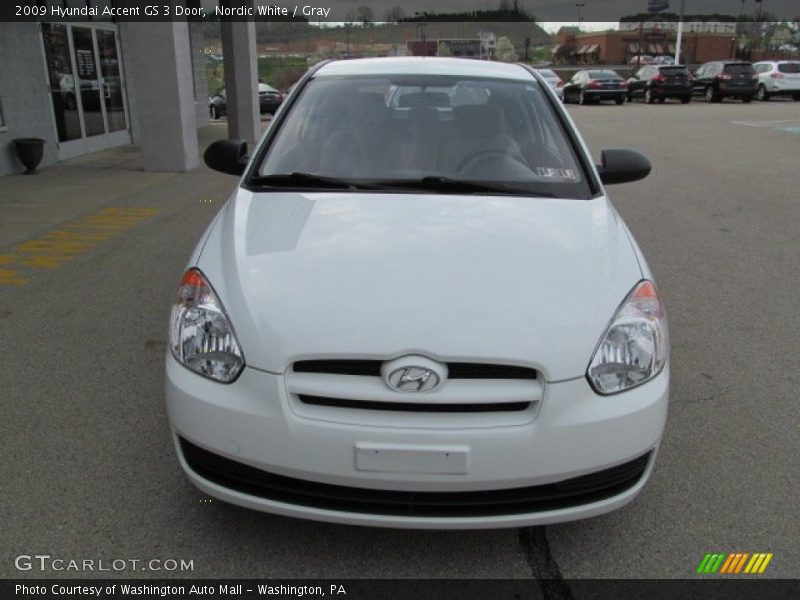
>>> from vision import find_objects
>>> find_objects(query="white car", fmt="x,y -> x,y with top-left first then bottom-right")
535,68 -> 565,100
168,57 -> 669,529
753,60 -> 800,101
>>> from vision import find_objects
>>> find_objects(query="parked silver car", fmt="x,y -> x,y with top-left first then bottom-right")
753,61 -> 800,101
535,68 -> 565,101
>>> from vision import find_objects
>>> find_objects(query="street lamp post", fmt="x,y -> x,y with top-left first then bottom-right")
576,3 -> 585,30
674,0 -> 685,64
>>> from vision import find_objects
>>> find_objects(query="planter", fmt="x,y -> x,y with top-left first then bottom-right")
13,138 -> 46,174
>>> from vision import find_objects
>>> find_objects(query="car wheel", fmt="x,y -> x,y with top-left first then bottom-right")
579,90 -> 588,105
705,87 -> 720,102
210,106 -> 219,119
658,97 -> 666,104
615,96 -> 625,105
794,94 -> 800,101
742,96 -> 753,103
757,85 -> 770,101
680,96 -> 691,104
645,88 -> 655,104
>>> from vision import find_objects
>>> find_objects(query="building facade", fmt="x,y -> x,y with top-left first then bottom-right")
0,19 -> 211,176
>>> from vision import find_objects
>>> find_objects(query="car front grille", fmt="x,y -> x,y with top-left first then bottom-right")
180,437 -> 651,517
297,394 -> 530,413
288,359 -> 540,416
293,359 -> 537,380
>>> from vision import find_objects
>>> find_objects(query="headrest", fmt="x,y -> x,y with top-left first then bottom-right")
453,105 -> 504,138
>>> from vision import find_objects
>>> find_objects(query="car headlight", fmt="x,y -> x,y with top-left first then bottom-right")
587,280 -> 668,395
169,268 -> 244,383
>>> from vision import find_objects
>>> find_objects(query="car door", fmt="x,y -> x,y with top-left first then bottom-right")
636,67 -> 652,97
693,65 -> 707,93
564,72 -> 583,102
627,68 -> 643,97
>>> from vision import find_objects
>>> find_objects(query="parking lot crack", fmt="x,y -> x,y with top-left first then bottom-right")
519,527 -> 574,600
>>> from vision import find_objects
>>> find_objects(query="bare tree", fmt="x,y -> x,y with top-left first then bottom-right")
356,6 -> 374,26
384,6 -> 405,23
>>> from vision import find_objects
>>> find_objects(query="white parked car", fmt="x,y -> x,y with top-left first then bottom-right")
535,68 -> 565,100
168,57 -> 669,529
753,60 -> 800,101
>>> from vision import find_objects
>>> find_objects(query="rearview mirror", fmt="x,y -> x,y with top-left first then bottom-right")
596,149 -> 651,185
203,139 -> 248,176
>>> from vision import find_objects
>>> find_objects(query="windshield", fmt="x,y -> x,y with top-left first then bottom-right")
659,66 -> 689,75
587,70 -> 621,79
723,64 -> 754,75
253,74 -> 591,199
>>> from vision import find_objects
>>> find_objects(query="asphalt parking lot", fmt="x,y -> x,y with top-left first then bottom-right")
2,99 -> 798,583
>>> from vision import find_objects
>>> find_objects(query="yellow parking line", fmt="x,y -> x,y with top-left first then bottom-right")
0,269 -> 30,286
0,207 -> 159,286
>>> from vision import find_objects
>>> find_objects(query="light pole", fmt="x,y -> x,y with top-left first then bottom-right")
674,0 -> 685,64
576,3 -> 585,30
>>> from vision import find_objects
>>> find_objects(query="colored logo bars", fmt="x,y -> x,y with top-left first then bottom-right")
697,552 -> 773,574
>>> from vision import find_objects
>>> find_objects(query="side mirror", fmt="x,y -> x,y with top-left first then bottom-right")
203,139 -> 248,176
597,149 -> 651,185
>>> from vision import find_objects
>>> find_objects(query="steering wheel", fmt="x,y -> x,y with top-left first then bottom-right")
456,148 -> 527,174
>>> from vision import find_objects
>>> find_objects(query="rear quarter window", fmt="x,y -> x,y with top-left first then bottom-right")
777,63 -> 800,74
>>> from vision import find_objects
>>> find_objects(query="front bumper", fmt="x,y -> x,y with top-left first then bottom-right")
166,354 -> 668,529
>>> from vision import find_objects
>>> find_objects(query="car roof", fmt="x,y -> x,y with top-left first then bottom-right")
314,57 -> 534,81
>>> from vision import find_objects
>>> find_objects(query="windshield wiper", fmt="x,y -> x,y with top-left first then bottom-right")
248,172 -> 365,190
373,176 -> 555,197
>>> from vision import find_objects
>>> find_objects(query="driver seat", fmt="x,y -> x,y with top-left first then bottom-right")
437,105 -> 522,175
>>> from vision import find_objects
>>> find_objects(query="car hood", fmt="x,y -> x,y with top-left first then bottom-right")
197,190 -> 643,381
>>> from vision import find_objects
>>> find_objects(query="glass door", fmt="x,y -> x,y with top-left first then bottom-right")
41,24 -> 131,160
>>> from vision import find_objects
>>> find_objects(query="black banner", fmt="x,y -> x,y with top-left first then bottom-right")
3,579 -> 800,600
1,0 -> 799,23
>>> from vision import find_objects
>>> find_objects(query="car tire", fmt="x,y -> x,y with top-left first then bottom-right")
705,87 -> 720,102
210,106 -> 219,120
793,94 -> 800,101
680,96 -> 691,104
742,96 -> 753,103
645,88 -> 655,104
658,97 -> 666,103
757,85 -> 770,101
615,96 -> 625,105
579,90 -> 588,105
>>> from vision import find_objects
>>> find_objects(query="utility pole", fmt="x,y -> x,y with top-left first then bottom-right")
674,0 -> 685,64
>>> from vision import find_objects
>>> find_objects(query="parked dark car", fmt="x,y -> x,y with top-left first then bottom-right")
209,83 -> 283,119
563,70 -> 627,105
692,61 -> 757,103
627,65 -> 693,104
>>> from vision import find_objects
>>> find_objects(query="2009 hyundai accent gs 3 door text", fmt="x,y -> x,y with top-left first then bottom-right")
166,57 -> 669,529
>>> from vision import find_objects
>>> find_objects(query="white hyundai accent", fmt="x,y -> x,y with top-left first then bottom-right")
167,58 -> 669,529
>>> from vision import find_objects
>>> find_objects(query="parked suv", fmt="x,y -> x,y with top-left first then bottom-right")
692,61 -> 757,103
753,61 -> 800,101
627,65 -> 692,104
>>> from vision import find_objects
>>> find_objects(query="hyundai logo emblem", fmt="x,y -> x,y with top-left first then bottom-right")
382,356 -> 447,393
387,367 -> 439,392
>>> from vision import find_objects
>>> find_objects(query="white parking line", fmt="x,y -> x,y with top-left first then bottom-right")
732,119 -> 800,127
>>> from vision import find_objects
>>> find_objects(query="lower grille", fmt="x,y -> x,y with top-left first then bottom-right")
298,394 -> 530,413
180,437 -> 651,518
